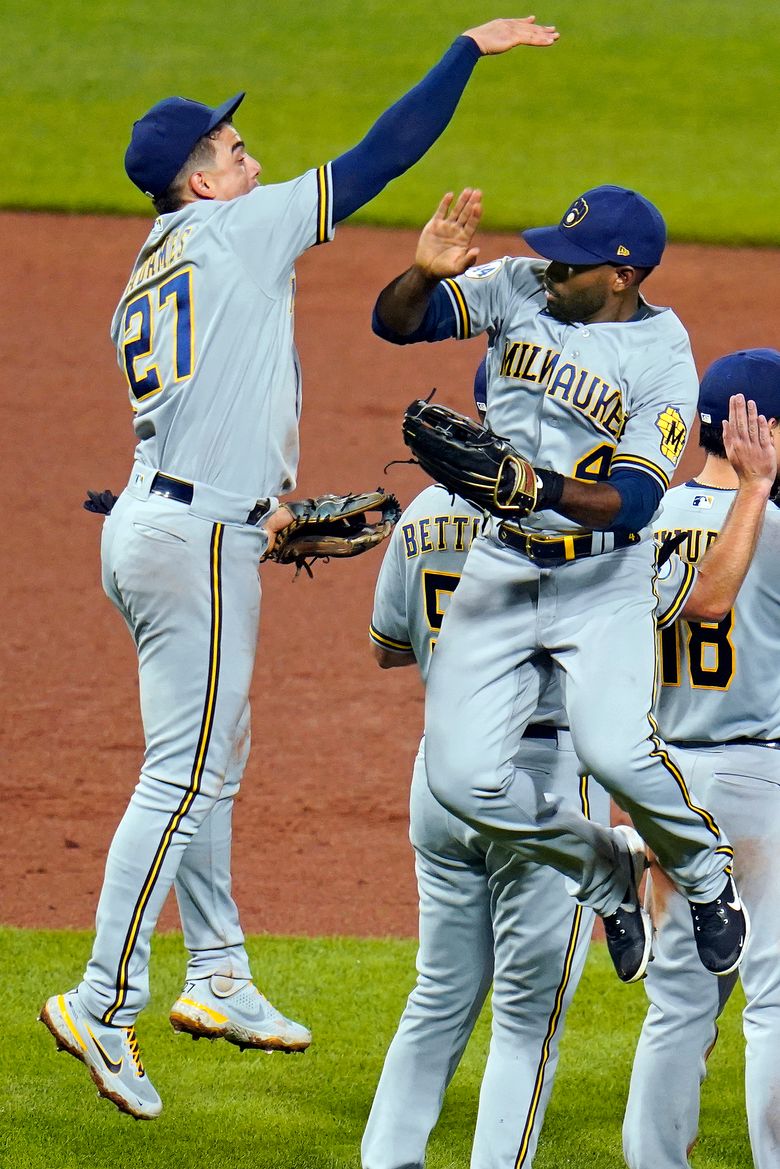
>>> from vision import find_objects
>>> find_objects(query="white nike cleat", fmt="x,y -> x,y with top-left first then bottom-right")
39,989 -> 161,1119
169,976 -> 311,1052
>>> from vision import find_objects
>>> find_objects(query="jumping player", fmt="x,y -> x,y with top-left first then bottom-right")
38,18 -> 560,1120
624,352 -> 780,1169
371,185 -> 749,984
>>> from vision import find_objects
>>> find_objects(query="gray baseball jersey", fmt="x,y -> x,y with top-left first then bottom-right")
441,257 -> 697,534
653,483 -> 780,741
624,483 -> 780,1169
370,486 -> 484,681
110,167 -> 333,499
365,485 -> 608,1169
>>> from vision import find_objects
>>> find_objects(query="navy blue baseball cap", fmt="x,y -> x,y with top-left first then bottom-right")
522,184 -> 666,268
125,92 -> 246,197
698,348 -> 780,426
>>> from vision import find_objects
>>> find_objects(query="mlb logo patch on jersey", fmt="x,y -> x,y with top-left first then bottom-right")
692,494 -> 714,509
655,406 -> 688,463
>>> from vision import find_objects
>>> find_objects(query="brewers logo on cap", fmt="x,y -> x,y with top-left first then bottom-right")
562,197 -> 588,228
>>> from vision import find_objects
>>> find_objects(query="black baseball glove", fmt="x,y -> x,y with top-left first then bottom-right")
263,490 -> 402,576
402,399 -> 542,518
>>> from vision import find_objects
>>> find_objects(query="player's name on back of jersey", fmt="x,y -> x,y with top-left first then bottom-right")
401,511 -> 481,558
499,339 -> 624,439
656,526 -> 718,565
123,226 -> 194,297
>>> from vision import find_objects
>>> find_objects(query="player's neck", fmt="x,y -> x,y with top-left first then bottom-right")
585,292 -> 641,324
692,454 -> 737,490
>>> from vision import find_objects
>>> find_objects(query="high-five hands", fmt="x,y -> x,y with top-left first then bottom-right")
415,189 -> 484,281
464,16 -> 559,54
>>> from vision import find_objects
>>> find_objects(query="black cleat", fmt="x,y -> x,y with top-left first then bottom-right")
602,826 -> 653,984
690,875 -> 750,976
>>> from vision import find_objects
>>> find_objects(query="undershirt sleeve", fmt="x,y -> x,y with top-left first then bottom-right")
371,284 -> 457,344
330,37 -> 481,222
608,467 -> 664,532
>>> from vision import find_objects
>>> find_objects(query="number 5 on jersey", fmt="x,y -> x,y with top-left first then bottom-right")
121,268 -> 194,403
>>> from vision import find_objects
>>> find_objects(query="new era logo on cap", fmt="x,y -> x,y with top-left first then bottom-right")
522,184 -> 666,268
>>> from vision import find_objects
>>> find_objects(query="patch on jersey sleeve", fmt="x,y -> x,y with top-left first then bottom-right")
655,556 -> 674,581
655,406 -> 688,463
465,259 -> 504,280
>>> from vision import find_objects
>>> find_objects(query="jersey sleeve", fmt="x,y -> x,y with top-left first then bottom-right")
369,521 -> 413,654
220,165 -> 334,292
610,324 -> 698,493
655,552 -> 697,629
442,257 -> 545,340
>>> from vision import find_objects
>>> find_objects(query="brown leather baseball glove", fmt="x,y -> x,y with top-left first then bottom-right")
263,490 -> 402,577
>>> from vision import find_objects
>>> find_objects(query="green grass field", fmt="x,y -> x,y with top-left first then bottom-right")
1,927 -> 750,1169
4,0 -> 779,241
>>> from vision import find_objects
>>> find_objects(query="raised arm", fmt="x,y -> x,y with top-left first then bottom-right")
331,18 -> 558,222
683,395 -> 776,621
374,188 -> 484,334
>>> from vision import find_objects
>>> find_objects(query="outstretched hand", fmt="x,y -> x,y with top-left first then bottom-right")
723,394 -> 777,493
464,16 -> 559,54
415,189 -> 483,281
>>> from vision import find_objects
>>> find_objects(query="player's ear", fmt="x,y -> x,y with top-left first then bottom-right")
612,265 -> 638,291
188,169 -> 217,200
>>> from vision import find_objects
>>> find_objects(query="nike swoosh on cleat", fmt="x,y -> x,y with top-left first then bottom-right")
87,1027 -> 123,1075
727,898 -> 742,911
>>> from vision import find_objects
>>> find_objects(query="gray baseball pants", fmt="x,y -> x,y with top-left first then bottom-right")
623,742 -> 780,1169
425,535 -> 732,916
78,486 -> 265,1025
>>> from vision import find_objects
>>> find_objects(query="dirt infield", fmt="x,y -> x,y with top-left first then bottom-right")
2,211 -> 778,939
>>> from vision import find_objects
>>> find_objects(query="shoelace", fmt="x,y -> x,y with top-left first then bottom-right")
692,897 -> 729,929
124,1028 -> 145,1075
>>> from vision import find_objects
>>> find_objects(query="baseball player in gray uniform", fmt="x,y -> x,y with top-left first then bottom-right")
362,477 -> 610,1169
623,351 -> 780,1169
38,18 -> 561,1120
372,185 -> 749,987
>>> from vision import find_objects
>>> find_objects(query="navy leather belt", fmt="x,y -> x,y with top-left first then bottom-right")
150,473 -> 271,526
498,523 -> 640,566
669,737 -> 780,751
524,723 -> 567,741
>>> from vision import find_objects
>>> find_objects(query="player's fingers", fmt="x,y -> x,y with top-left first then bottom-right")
729,393 -> 747,436
450,188 -> 475,221
455,188 -> 482,226
746,398 -> 759,438
430,192 -> 453,223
